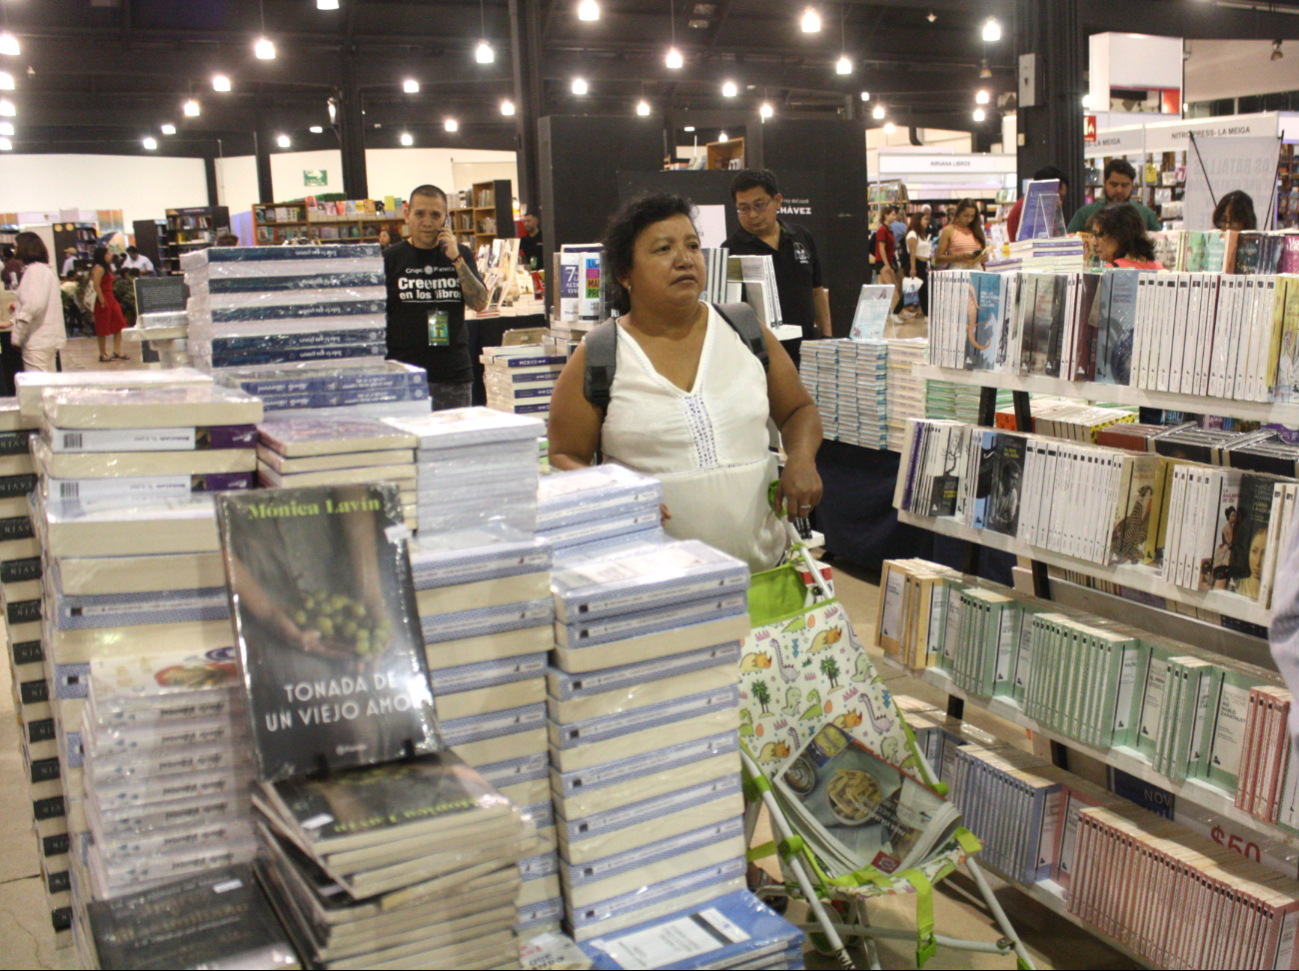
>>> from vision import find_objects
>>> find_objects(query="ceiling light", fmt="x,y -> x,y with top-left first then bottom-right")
722,80 -> 738,97
637,100 -> 651,116
860,90 -> 870,101
979,59 -> 992,79
0,138 -> 11,151
836,55 -> 852,75
317,0 -> 340,8
184,99 -> 200,117
400,132 -> 414,146
572,77 -> 588,95
475,41 -> 495,64
760,102 -> 773,119
1273,40 -> 1284,61
578,0 -> 600,21
982,18 -> 1001,42
142,137 -> 158,150
212,74 -> 231,92
718,131 -> 729,142
2,100 -> 18,117
973,108 -> 986,122
927,11 -> 936,22
328,100 -> 337,122
666,47 -> 684,69
276,134 -> 290,148
309,125 -> 324,133
1082,94 -> 1091,109
255,37 -> 275,60
0,123 -> 14,137
0,73 -> 13,92
445,118 -> 459,132
884,122 -> 895,134
872,103 -> 885,120
0,34 -> 19,57
403,78 -> 420,93
161,123 -> 176,135
684,125 -> 696,132
501,99 -> 516,116
976,89 -> 990,105
801,7 -> 821,33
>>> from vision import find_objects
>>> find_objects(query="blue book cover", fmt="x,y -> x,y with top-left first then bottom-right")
1094,268 -> 1140,385
203,271 -> 385,294
209,329 -> 386,353
208,342 -> 386,369
1108,766 -> 1175,818
963,272 -> 1004,371
1017,180 -> 1062,241
970,430 -> 999,531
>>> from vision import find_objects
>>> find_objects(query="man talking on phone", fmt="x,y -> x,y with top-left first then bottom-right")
383,184 -> 489,410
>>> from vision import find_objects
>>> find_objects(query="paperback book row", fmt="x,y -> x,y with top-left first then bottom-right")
217,362 -> 431,421
874,558 -> 1293,816
1147,227 -> 1299,275
482,344 -> 568,424
798,339 -> 888,449
989,397 -> 1137,442
925,380 -> 1008,425
894,418 -> 1299,608
885,338 -> 927,453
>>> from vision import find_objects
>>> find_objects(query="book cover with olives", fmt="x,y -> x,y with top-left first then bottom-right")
217,483 -> 441,782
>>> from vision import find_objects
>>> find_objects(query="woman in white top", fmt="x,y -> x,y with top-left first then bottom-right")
10,231 -> 66,372
904,210 -> 933,320
547,193 -> 823,572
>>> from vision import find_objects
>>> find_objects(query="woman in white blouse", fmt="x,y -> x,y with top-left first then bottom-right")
547,193 -> 823,572
10,232 -> 66,372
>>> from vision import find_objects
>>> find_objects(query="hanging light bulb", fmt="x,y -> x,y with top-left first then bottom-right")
665,47 -> 684,69
636,100 -> 650,116
718,132 -> 729,143
445,118 -> 459,132
317,0 -> 340,8
184,99 -> 200,117
884,122 -> 895,134
142,137 -> 158,150
309,125 -> 324,133
1082,94 -> 1092,109
160,124 -> 177,135
973,108 -> 986,122
982,18 -> 1001,42
572,78 -> 588,95
403,79 -> 420,93
836,55 -> 852,75
801,8 -> 821,32
212,75 -> 231,92
0,73 -> 14,91
254,37 -> 276,60
722,81 -> 738,97
0,137 -> 11,151
276,133 -> 290,148
860,91 -> 870,101
0,34 -> 19,57
0,122 -> 15,137
872,103 -> 885,120
475,41 -> 494,64
976,90 -> 990,105
400,132 -> 414,146
684,125 -> 695,132
501,99 -> 516,116
578,0 -> 600,21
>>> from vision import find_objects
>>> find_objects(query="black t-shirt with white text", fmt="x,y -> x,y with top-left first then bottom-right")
383,240 -> 482,384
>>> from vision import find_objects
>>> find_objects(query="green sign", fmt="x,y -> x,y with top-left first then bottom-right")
303,169 -> 328,187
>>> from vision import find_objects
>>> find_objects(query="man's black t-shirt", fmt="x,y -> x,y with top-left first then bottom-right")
383,239 -> 483,384
518,232 -> 544,271
723,220 -> 824,339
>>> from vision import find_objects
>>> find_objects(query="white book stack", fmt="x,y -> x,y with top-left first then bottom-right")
383,408 -> 545,540
1006,238 -> 1086,273
886,338 -> 928,452
409,526 -> 563,935
181,244 -> 388,375
547,539 -> 752,942
254,417 -> 420,531
217,361 -> 432,421
801,340 -> 888,449
537,465 -> 664,558
481,345 -> 568,423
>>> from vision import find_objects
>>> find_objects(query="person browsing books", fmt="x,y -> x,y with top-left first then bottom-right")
723,169 -> 832,340
10,231 -> 66,374
547,192 -> 823,572
932,199 -> 989,270
119,245 -> 155,276
383,184 -> 489,410
1066,158 -> 1162,234
1214,190 -> 1258,231
1091,203 -> 1164,270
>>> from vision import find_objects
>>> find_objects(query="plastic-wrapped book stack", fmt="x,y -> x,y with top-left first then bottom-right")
22,380 -> 264,965
254,416 -> 420,531
800,340 -> 888,449
885,337 -> 928,452
537,465 -> 664,558
482,344 -> 568,422
183,243 -> 431,421
547,539 -> 752,943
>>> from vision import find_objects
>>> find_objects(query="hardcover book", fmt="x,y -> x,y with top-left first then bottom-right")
217,483 -> 441,781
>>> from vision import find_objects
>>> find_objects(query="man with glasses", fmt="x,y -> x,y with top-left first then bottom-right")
724,168 -> 831,340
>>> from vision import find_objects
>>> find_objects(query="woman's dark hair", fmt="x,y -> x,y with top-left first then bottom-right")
13,232 -> 47,265
907,210 -> 927,235
1092,202 -> 1155,262
953,198 -> 987,248
1213,190 -> 1258,231
91,245 -> 111,271
602,192 -> 697,314
1103,158 -> 1137,183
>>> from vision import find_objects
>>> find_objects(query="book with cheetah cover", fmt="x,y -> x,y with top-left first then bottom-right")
216,483 -> 441,782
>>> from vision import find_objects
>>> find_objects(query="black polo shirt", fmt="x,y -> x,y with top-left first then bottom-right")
724,220 -> 824,339
518,231 -> 544,271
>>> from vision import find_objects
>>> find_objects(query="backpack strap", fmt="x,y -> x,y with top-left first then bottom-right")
582,318 -> 619,411
715,301 -> 770,372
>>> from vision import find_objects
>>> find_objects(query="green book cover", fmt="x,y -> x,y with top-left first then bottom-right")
1170,661 -> 1214,784
1157,658 -> 1187,778
1206,668 -> 1256,793
1136,649 -> 1172,759
992,601 -> 1022,699
1109,640 -> 1146,749
1010,604 -> 1045,705
1190,667 -> 1224,780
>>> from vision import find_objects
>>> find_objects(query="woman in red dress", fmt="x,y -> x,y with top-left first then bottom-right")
90,245 -> 128,362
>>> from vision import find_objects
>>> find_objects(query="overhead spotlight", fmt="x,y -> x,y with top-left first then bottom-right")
1273,40 -> 1284,61
328,99 -> 337,122
684,125 -> 696,132
160,123 -> 176,135
572,77 -> 588,95
317,0 -> 340,8
973,108 -> 986,122
836,55 -> 852,75
979,58 -> 992,79
0,123 -> 14,137
722,80 -> 738,97
254,37 -> 276,60
276,134 -> 290,148
1,100 -> 17,118
184,99 -> 200,117
860,91 -> 870,101
636,100 -> 651,116
760,102 -> 774,119
884,122 -> 895,134
718,131 -> 729,142
142,137 -> 158,150
403,78 -> 420,93
475,41 -> 495,64
872,103 -> 885,120
309,125 -> 324,133
212,75 -> 231,92
578,0 -> 600,21
976,89 -> 990,105
501,99 -> 516,116
445,118 -> 459,132
982,18 -> 1001,42
400,132 -> 414,146
1082,94 -> 1092,109
0,73 -> 13,91
0,34 -> 19,57
666,47 -> 684,69
801,7 -> 821,32
0,138 -> 11,151
927,11 -> 936,22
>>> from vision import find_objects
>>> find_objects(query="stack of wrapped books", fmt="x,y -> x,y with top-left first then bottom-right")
219,361 -> 431,420
885,338 -> 928,453
537,465 -> 663,557
547,540 -> 751,941
482,344 -> 567,422
799,340 -> 888,449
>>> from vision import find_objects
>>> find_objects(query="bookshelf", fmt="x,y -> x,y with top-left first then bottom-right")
1279,144 -> 1298,230
252,202 -> 309,244
466,180 -> 515,250
706,137 -> 745,171
164,206 -> 230,274
131,219 -> 171,274
52,222 -> 97,270
251,202 -> 408,245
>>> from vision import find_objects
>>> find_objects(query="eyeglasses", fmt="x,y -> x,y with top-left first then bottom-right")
736,198 -> 773,216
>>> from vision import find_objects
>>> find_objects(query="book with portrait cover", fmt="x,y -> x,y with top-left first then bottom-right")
217,483 -> 441,782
